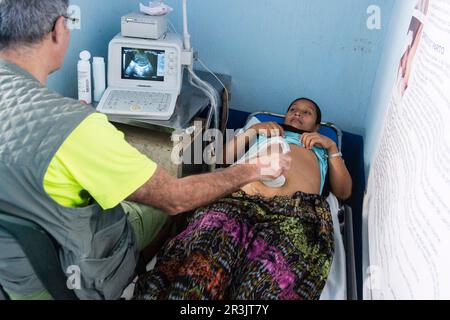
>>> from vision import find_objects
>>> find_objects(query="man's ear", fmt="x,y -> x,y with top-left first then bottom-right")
51,16 -> 67,44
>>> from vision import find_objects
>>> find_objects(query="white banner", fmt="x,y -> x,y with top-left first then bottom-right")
365,0 -> 450,299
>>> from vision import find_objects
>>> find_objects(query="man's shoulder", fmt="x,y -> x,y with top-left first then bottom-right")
78,112 -> 109,123
62,112 -> 125,150
74,112 -> 115,133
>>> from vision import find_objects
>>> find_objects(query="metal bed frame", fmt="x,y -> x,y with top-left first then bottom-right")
247,112 -> 357,300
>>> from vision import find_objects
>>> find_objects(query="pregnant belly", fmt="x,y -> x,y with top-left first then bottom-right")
241,145 -> 322,198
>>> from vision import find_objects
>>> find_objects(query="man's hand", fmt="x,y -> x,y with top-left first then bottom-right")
249,122 -> 285,138
301,132 -> 338,152
252,152 -> 292,181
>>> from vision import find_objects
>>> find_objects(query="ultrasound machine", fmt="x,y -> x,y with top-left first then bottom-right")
96,32 -> 184,120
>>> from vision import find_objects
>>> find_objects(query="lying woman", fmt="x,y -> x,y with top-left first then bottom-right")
134,98 -> 352,300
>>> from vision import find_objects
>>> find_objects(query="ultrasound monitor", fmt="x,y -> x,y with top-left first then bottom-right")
96,33 -> 183,120
122,47 -> 165,82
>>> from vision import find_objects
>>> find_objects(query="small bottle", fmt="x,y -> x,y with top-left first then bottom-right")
78,50 -> 92,104
92,57 -> 106,102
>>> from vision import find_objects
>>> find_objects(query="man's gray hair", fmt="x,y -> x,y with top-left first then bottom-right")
0,0 -> 69,50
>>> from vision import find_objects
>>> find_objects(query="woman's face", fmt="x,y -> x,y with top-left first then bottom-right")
284,100 -> 320,132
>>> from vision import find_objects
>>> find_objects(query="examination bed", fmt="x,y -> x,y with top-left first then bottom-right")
132,112 -> 358,301
240,112 -> 357,300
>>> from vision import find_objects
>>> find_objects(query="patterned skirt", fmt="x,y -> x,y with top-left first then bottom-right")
134,191 -> 334,300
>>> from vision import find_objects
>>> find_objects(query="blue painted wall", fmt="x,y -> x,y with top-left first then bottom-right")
364,0 -> 417,176
47,0 -> 141,98
48,0 -> 393,136
164,0 -> 394,135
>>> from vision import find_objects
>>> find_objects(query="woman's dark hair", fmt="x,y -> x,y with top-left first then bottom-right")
287,98 -> 322,125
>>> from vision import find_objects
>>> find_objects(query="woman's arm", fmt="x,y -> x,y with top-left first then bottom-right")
222,122 -> 285,165
326,145 -> 353,201
301,133 -> 352,200
222,129 -> 257,165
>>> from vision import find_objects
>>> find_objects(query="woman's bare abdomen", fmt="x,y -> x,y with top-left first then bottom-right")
241,145 -> 322,198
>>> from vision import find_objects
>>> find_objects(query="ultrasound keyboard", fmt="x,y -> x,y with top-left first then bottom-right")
97,88 -> 177,120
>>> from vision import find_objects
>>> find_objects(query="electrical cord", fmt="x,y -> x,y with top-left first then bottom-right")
168,19 -> 229,129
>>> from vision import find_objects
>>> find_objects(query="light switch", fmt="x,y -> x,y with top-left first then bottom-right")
66,5 -> 81,30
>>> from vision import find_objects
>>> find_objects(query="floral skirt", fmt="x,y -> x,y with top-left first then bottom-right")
134,191 -> 334,300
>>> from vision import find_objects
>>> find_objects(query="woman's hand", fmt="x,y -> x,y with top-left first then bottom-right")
301,132 -> 338,152
248,122 -> 285,138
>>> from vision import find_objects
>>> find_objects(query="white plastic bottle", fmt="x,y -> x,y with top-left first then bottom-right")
78,50 -> 92,104
92,57 -> 106,102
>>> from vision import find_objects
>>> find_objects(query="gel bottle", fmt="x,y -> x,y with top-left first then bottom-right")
78,50 -> 92,104
93,57 -> 106,102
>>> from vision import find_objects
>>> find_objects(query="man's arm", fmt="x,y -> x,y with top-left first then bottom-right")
128,154 -> 291,215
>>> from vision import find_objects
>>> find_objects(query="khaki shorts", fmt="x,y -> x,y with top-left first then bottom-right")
120,201 -> 169,251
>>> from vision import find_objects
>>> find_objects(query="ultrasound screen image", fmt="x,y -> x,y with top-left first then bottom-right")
122,47 -> 165,82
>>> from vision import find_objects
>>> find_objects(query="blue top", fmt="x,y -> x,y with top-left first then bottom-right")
257,131 -> 328,194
